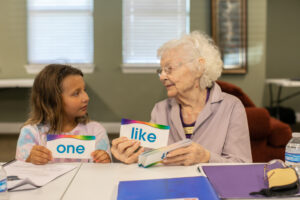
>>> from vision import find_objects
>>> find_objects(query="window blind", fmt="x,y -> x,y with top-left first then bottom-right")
123,0 -> 190,66
27,0 -> 93,64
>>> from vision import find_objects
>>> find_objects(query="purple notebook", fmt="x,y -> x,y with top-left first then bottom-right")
202,162 -> 299,198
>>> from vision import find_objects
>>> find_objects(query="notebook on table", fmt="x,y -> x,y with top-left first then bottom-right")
117,176 -> 220,200
202,162 -> 300,199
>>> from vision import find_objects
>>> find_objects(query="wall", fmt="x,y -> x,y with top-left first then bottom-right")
220,0 -> 268,107
0,0 -> 267,125
0,0 -> 270,161
266,0 -> 300,112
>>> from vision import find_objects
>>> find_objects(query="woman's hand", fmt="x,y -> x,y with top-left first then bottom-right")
111,137 -> 144,164
91,150 -> 111,163
26,145 -> 53,165
162,142 -> 210,166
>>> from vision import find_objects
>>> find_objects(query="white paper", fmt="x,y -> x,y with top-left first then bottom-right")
4,161 -> 77,191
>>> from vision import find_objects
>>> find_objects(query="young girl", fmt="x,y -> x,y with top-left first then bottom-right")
15,64 -> 111,164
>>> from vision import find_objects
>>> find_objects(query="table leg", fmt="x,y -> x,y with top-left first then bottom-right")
276,86 -> 282,119
268,84 -> 273,108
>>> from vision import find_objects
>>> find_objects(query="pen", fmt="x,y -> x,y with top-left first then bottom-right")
2,159 -> 16,167
7,176 -> 20,181
197,166 -> 207,177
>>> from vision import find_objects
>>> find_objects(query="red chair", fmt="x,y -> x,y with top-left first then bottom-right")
217,80 -> 292,162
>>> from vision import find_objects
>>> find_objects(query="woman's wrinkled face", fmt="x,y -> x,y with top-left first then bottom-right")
159,47 -> 202,98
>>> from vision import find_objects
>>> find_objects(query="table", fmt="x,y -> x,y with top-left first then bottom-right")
7,163 -> 199,200
0,79 -> 34,88
0,122 -> 120,135
7,163 -> 300,200
63,163 -> 199,200
266,79 -> 300,118
266,79 -> 300,106
4,163 -> 195,200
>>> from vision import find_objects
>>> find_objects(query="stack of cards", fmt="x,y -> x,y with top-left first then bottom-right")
138,139 -> 192,168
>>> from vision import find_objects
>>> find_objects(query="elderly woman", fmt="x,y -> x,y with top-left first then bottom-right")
112,31 -> 252,165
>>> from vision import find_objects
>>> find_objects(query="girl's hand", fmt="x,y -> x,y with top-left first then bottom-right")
162,142 -> 210,166
26,145 -> 53,165
91,150 -> 111,163
111,137 -> 144,164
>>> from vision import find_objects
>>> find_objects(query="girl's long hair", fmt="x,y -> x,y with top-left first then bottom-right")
24,64 -> 89,134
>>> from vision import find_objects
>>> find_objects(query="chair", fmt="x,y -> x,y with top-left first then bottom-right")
216,80 -> 292,162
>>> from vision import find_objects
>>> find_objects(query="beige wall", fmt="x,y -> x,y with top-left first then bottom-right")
220,0 -> 268,107
0,0 -> 268,125
266,0 -> 300,112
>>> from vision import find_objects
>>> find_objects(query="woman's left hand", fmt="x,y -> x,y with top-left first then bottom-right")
162,142 -> 210,166
91,150 -> 111,163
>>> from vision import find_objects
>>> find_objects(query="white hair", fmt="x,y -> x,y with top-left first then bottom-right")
157,31 -> 223,89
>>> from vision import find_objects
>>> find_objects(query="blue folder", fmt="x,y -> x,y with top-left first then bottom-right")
117,176 -> 220,200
